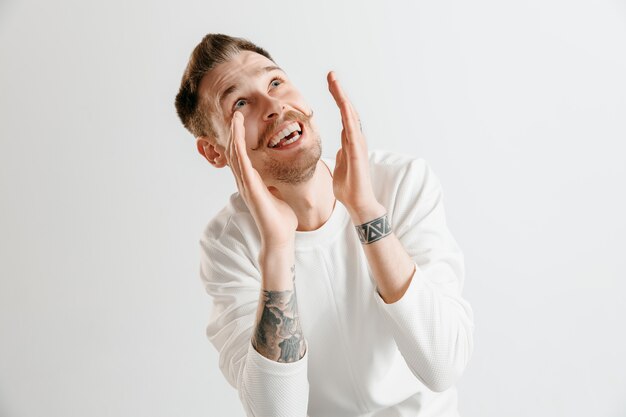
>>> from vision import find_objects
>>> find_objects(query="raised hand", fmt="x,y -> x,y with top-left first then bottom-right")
327,71 -> 384,222
226,111 -> 298,249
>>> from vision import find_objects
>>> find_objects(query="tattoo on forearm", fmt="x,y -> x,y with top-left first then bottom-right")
355,213 -> 392,244
252,265 -> 306,362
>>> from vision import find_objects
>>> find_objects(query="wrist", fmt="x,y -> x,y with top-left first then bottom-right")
354,211 -> 392,245
348,201 -> 386,225
260,234 -> 295,253
258,243 -> 296,291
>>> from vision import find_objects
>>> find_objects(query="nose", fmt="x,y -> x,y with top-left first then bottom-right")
262,95 -> 285,121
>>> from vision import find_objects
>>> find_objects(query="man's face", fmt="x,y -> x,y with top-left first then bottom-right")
199,50 -> 322,185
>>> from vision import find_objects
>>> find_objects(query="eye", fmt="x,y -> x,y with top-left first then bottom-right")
233,98 -> 247,111
270,77 -> 284,88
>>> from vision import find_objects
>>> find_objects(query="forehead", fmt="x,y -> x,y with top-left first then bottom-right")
199,51 -> 278,105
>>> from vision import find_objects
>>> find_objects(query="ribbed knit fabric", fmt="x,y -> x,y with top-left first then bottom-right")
199,151 -> 475,417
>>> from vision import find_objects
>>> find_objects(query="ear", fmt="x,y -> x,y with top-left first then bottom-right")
196,136 -> 227,168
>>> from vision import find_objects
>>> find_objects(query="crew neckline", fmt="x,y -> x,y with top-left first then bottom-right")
294,156 -> 350,248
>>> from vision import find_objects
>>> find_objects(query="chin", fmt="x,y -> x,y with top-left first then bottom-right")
265,137 -> 322,185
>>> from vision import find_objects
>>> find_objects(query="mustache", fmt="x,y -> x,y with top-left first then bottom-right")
257,109 -> 314,149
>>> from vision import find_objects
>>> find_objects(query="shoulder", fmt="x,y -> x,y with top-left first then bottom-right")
368,149 -> 424,166
323,150 -> 430,191
368,149 -> 429,182
366,150 -> 440,232
198,193 -> 262,290
367,149 -> 433,200
199,192 -> 261,259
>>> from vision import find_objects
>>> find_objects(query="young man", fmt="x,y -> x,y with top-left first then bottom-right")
175,33 -> 475,417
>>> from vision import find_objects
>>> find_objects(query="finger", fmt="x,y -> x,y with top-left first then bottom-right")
228,116 -> 240,174
229,113 -> 245,190
233,111 -> 253,185
327,71 -> 360,143
327,71 -> 352,123
233,111 -> 266,200
227,128 -> 236,173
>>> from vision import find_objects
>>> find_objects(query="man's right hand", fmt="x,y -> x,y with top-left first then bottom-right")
226,111 -> 298,255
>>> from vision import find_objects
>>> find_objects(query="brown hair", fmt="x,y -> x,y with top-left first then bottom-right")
174,33 -> 275,139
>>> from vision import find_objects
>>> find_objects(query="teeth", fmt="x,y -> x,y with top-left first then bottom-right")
281,133 -> 300,147
268,122 -> 301,147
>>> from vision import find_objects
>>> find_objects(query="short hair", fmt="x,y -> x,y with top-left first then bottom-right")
174,33 -> 275,139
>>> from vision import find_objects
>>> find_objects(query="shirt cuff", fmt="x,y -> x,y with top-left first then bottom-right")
241,340 -> 310,416
246,339 -> 309,375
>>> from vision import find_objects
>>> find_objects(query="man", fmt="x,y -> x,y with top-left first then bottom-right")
175,33 -> 475,417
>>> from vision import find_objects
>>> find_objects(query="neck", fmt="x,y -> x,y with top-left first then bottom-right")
270,159 -> 335,232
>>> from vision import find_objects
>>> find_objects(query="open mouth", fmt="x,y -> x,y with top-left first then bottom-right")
267,122 -> 304,149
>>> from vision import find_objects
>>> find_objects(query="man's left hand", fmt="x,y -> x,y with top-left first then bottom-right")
327,71 -> 385,223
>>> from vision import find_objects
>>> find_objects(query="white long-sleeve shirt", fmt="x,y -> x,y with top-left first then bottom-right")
199,150 -> 475,417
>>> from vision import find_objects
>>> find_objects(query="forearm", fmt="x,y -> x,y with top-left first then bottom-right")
351,202 -> 474,391
252,244 -> 306,362
349,203 -> 416,304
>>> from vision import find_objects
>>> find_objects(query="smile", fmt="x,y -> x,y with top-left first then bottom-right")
267,121 -> 304,150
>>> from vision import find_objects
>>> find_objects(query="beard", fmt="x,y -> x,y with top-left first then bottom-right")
260,111 -> 322,185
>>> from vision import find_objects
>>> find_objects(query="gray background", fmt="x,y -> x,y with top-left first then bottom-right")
1,0 -> 625,416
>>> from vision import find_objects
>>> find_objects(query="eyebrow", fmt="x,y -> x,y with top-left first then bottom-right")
218,65 -> 284,107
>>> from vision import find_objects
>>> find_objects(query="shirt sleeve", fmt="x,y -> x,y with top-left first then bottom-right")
373,158 -> 475,393
199,223 -> 310,417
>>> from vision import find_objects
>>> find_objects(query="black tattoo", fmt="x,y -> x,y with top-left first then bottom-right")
355,213 -> 392,244
252,265 -> 306,362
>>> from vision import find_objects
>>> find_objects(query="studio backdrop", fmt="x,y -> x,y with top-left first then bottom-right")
1,0 -> 625,416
